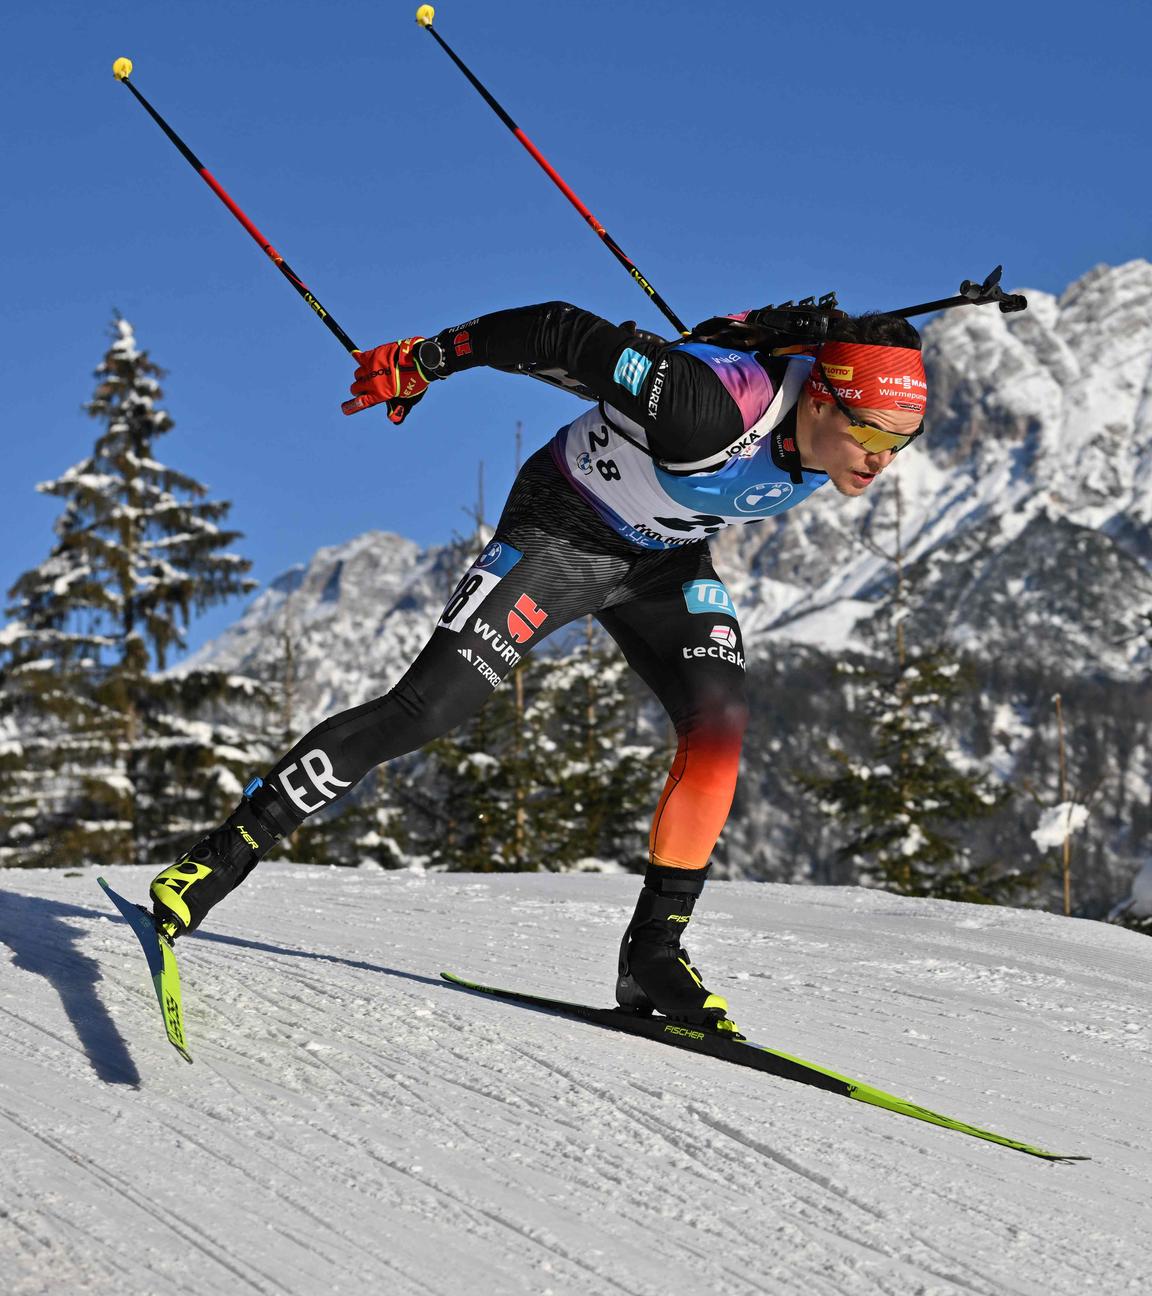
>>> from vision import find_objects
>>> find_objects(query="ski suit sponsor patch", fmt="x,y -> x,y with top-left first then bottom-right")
439,540 -> 523,632
683,579 -> 737,618
613,348 -> 652,396
507,593 -> 548,643
279,748 -> 352,815
732,482 -> 794,514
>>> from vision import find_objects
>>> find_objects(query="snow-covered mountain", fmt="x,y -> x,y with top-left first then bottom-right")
4,864 -> 1150,1295
181,529 -> 474,719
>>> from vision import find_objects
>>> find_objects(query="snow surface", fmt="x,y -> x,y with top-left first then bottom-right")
2,866 -> 1150,1296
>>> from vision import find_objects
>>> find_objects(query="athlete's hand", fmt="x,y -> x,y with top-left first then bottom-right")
342,338 -> 430,422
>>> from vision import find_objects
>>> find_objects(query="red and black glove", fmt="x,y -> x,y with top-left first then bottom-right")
342,337 -> 431,422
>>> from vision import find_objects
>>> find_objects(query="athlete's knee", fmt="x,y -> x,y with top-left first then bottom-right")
706,696 -> 749,745
387,672 -> 496,748
679,696 -> 748,771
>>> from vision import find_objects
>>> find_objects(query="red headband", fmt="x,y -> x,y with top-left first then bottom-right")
805,341 -> 928,416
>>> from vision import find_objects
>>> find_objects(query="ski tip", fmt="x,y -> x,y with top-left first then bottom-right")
441,972 -> 493,995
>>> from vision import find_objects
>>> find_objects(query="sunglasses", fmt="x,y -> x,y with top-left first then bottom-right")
815,362 -> 923,453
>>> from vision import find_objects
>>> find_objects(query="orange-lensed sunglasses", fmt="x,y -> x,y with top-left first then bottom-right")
816,362 -> 923,453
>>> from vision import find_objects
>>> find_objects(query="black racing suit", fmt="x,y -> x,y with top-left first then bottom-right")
155,304 -> 828,942
260,303 -> 821,874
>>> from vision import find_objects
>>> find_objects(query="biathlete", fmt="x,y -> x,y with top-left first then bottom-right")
150,300 -> 927,1035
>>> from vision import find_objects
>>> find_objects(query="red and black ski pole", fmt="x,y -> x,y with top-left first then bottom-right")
111,57 -> 360,356
414,7 -> 689,337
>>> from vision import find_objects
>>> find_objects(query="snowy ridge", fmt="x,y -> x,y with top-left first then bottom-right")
178,530 -> 471,718
2,866 -> 1150,1295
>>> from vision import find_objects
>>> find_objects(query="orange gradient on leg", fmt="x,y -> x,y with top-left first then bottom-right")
649,711 -> 746,870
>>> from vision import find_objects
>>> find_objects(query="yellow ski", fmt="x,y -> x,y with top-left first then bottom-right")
99,877 -> 192,1063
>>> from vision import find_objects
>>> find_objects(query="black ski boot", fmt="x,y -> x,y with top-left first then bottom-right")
150,778 -> 298,940
616,867 -> 742,1038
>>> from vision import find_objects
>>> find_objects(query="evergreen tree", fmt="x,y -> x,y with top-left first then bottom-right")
807,648 -> 1016,901
0,316 -> 259,867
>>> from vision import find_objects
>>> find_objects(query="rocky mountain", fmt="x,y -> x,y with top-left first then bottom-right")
183,260 -> 1152,911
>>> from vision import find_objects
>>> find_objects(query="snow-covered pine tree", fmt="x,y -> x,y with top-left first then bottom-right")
0,316 -> 260,867
809,648 -> 1016,901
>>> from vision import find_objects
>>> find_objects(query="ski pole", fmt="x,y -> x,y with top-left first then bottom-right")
413,7 -> 689,337
110,57 -> 360,355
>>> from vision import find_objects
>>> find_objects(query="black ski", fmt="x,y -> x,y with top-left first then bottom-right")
441,972 -> 1087,1162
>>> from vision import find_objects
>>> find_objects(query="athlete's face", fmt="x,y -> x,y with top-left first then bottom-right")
795,396 -> 921,496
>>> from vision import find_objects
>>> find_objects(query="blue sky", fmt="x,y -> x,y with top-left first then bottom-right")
4,0 -> 1147,657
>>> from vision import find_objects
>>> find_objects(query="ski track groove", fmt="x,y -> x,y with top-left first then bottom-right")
166,1116 -> 407,1285
0,1103 -> 277,1295
197,974 -> 678,1295
320,1002 -> 806,1295
450,1019 -> 943,1295
0,1001 -> 116,1071
355,1145 -> 647,1296
688,1108 -> 1011,1296
319,1119 -> 645,1296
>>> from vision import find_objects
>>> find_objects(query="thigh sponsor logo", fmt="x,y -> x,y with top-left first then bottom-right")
507,593 -> 548,644
278,749 -> 352,815
439,541 -> 524,633
472,618 -> 522,667
710,624 -> 738,649
457,647 -> 503,689
647,358 -> 668,418
682,579 -> 737,617
682,642 -> 745,670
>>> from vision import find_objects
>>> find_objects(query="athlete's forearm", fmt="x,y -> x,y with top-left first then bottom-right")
426,302 -> 632,383
425,301 -> 744,461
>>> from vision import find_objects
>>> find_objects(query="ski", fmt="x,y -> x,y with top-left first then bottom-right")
441,972 -> 1087,1162
98,877 -> 192,1063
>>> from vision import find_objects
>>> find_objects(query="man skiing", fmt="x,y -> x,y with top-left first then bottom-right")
150,300 -> 927,1035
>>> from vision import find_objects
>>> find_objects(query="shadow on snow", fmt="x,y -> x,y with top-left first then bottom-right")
0,889 -> 141,1087
0,885 -> 445,1084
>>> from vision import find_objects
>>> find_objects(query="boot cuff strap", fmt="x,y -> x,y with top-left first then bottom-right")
643,862 -> 710,897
